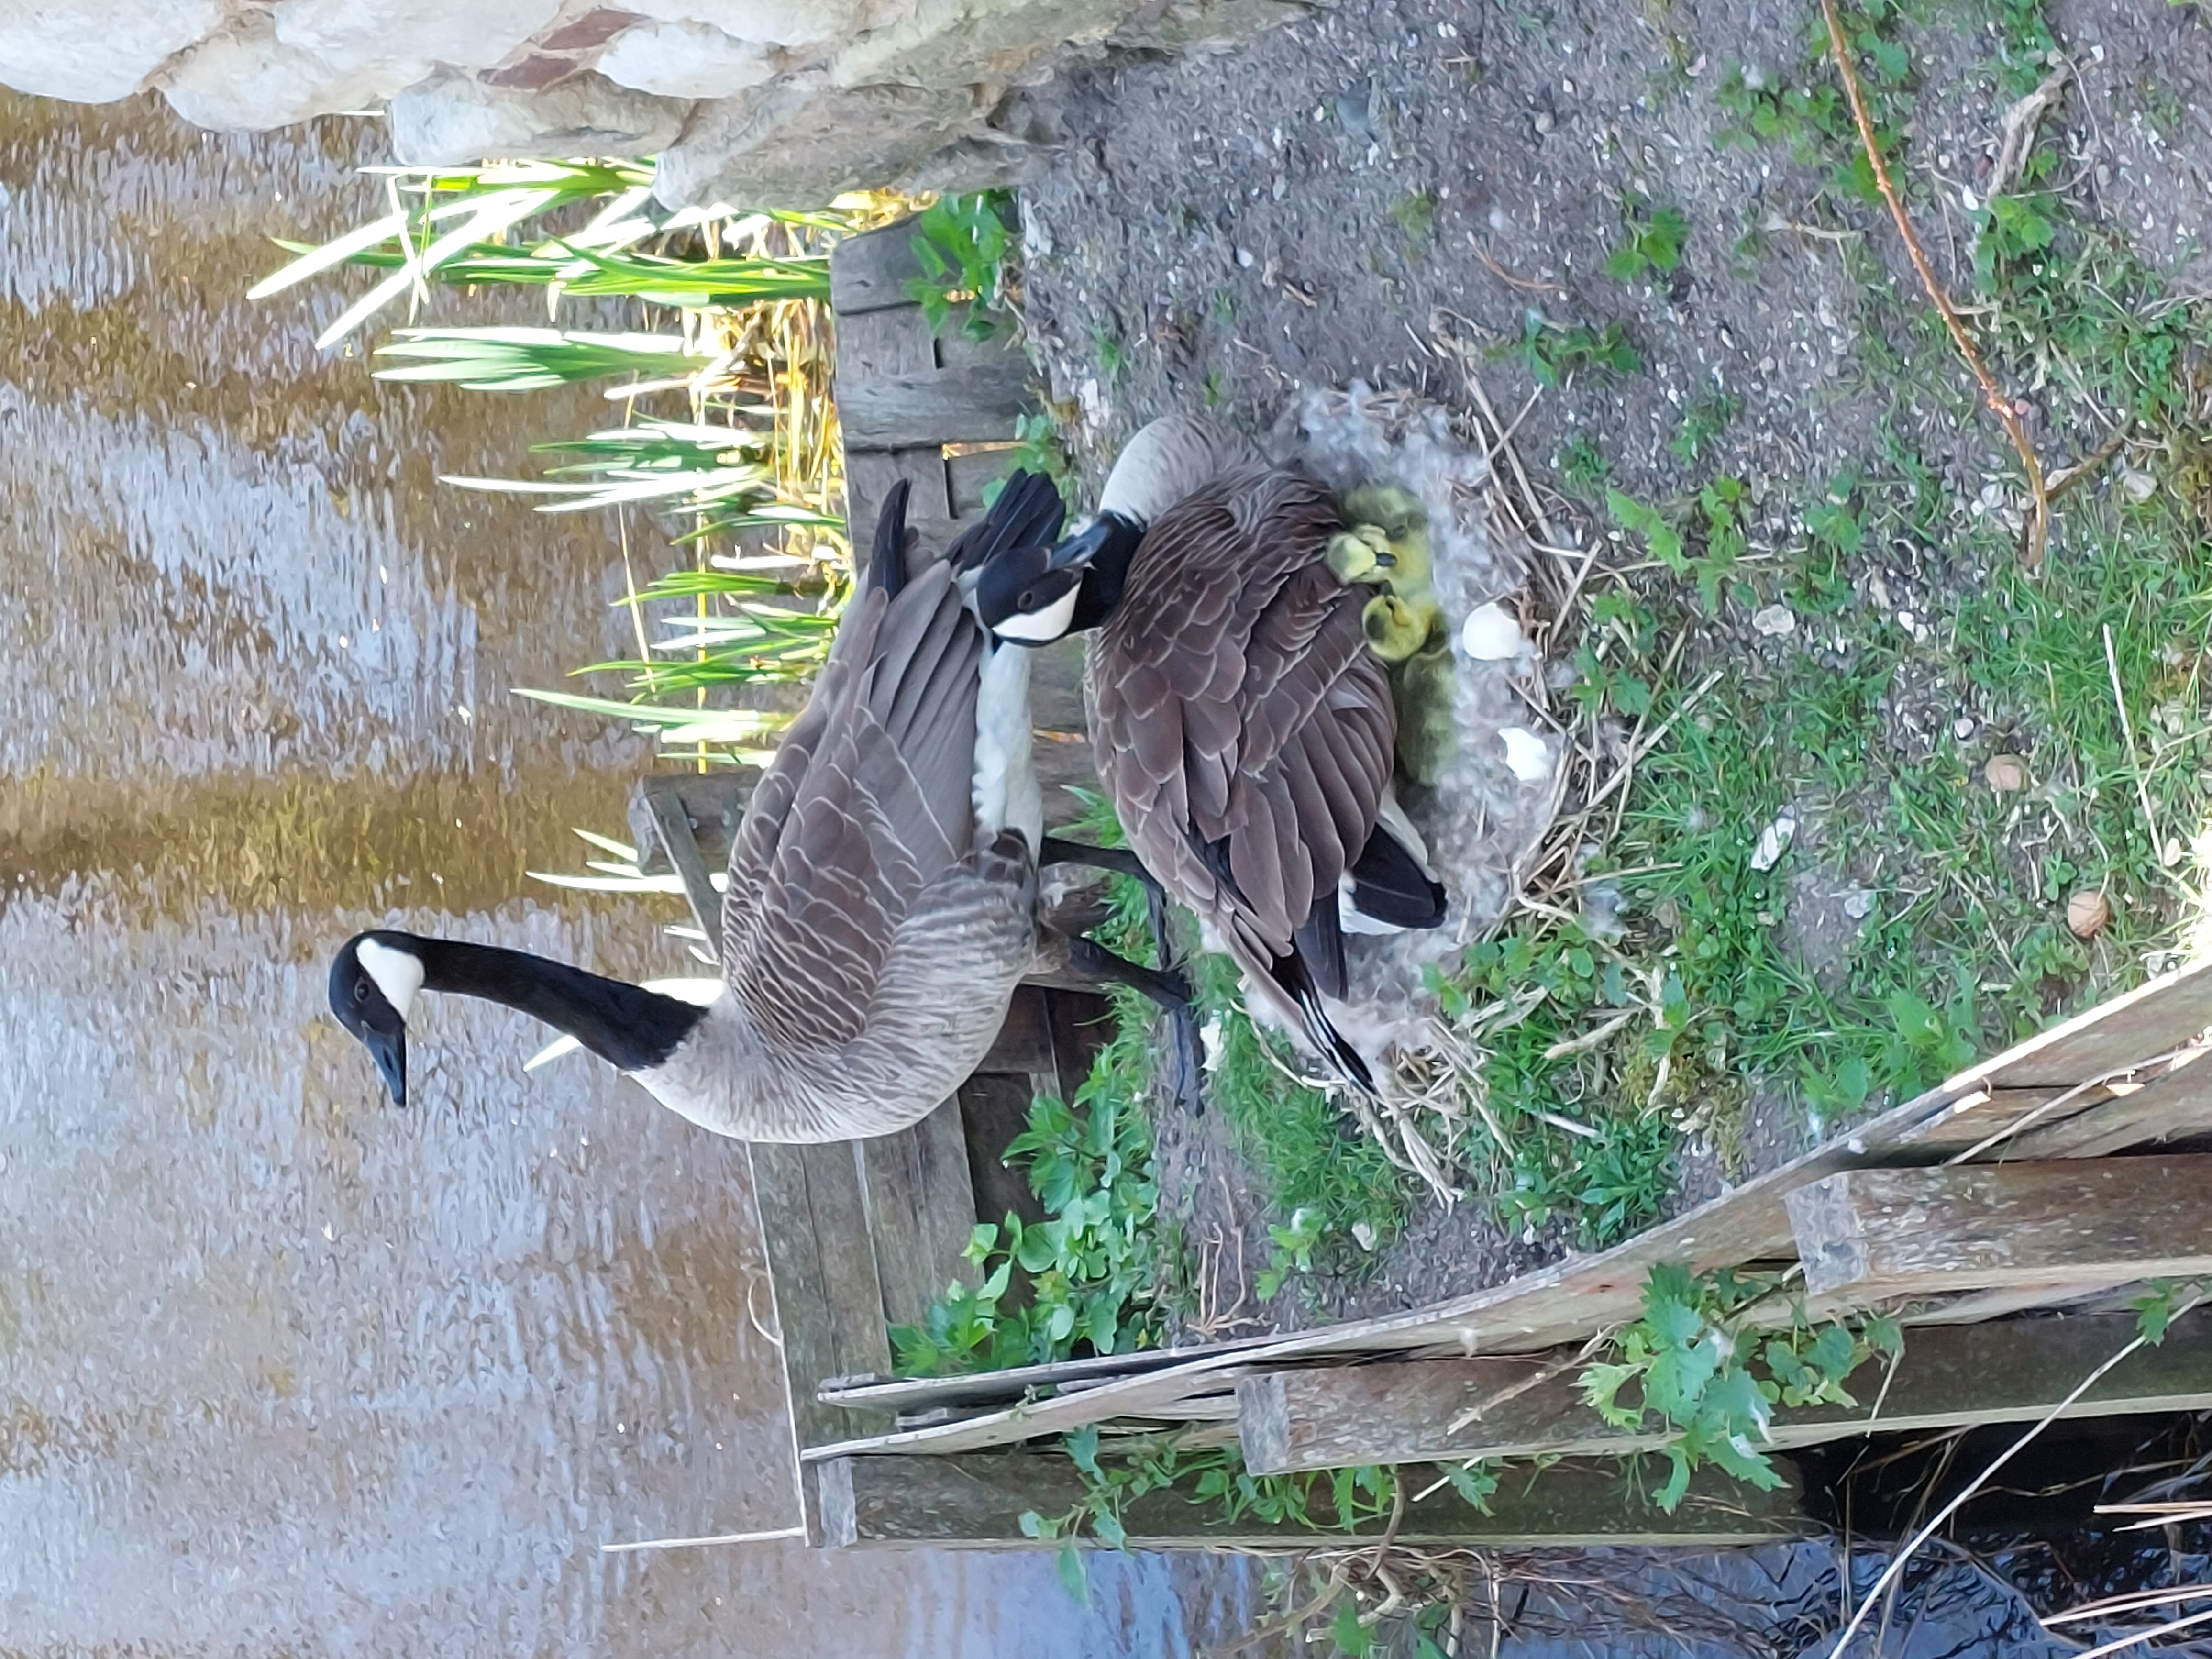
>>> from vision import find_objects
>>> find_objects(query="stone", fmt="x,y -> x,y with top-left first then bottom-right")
391,69 -> 691,163
161,12 -> 400,130
2067,888 -> 2111,939
624,0 -> 876,47
831,0 -> 1109,91
0,0 -> 224,104
1751,603 -> 1796,637
597,19 -> 779,99
653,80 -> 979,209
273,0 -> 564,73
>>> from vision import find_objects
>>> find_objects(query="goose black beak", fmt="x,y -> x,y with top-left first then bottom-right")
366,1025 -> 408,1107
1047,519 -> 1113,572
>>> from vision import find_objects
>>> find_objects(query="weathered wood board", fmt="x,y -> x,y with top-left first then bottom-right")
1236,1310 -> 2212,1474
818,1451 -> 1812,1549
1787,1157 -> 2212,1298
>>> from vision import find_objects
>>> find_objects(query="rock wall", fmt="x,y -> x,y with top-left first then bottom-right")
0,0 -> 1312,207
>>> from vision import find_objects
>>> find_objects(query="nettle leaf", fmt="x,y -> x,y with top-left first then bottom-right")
1656,1445 -> 1694,1512
1806,1323 -> 1859,1381
1701,1366 -> 1774,1442
1442,1461 -> 1500,1512
1644,1261 -> 1696,1314
1647,1294 -> 1706,1350
1580,1360 -> 1644,1426
1643,1340 -> 1720,1425
1091,1507 -> 1128,1549
1065,1425 -> 1102,1478
1057,1537 -> 1090,1602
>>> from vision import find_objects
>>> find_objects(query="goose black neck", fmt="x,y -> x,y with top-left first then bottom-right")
1073,511 -> 1146,631
413,938 -> 706,1073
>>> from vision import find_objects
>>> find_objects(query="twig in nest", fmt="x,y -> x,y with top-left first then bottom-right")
1817,0 -> 2051,567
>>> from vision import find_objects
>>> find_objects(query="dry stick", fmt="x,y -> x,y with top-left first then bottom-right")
1824,1294 -> 2207,1657
1816,0 -> 2050,568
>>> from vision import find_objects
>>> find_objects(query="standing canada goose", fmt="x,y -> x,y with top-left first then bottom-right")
328,471 -> 1183,1141
973,418 -> 1447,1098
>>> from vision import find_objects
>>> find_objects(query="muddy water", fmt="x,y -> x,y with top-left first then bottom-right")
0,93 -> 1250,1656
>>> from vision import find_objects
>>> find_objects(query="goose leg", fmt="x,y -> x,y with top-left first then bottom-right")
1042,929 -> 1207,1116
1037,836 -> 1152,885
1036,836 -> 1180,998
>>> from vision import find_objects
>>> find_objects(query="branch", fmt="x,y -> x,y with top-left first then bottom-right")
1817,0 -> 2051,567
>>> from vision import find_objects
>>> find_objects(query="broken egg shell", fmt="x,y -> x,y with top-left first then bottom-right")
1749,814 -> 1797,873
1498,725 -> 1553,783
1460,600 -> 1526,661
1983,753 -> 2029,793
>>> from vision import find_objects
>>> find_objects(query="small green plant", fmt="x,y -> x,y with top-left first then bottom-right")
1388,188 -> 1438,246
1093,324 -> 1131,388
908,190 -> 1016,340
1258,1206 -> 1326,1301
983,411 -> 1075,509
1605,195 -> 1689,282
1513,314 -> 1641,388
1670,390 -> 1741,466
1580,1263 -> 1902,1509
1021,1432 -> 1400,1601
1558,435 -> 1611,494
891,1064 -> 1167,1375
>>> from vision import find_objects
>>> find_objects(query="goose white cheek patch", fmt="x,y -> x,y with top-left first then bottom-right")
356,938 -> 424,1018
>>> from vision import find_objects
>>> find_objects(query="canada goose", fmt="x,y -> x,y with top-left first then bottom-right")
973,417 -> 1447,1097
329,471 -> 1183,1141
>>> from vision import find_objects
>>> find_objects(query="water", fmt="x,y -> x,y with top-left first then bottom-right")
0,91 -> 1252,1656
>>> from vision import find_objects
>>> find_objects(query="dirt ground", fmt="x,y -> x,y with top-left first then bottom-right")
1013,0 -> 2212,1331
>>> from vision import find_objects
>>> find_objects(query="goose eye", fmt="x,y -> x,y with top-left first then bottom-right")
1018,590 -> 1040,612
354,979 -> 371,1003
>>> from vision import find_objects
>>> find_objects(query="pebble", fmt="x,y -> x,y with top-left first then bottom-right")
1843,888 -> 1877,920
1534,110 -> 1554,134
1954,717 -> 1976,741
1749,813 -> 1797,873
1752,603 -> 1796,637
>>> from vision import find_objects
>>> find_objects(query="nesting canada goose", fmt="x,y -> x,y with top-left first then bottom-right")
328,471 -> 1183,1141
973,417 -> 1448,1097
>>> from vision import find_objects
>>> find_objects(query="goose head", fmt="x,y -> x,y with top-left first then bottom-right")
329,931 -> 420,1105
971,535 -> 1086,644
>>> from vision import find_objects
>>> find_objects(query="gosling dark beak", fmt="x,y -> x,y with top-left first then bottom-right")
1048,520 -> 1113,572
366,1025 -> 408,1107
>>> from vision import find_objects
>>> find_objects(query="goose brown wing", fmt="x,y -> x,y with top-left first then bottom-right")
719,559 -> 984,1051
1091,469 -> 1394,995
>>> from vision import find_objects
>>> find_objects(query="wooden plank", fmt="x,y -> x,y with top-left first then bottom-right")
934,314 -> 1026,375
818,1340 -> 1269,1414
1788,1157 -> 2212,1299
1980,955 -> 2212,1087
977,984 -> 1054,1075
1045,988 -> 1112,1107
817,1451 -> 1810,1549
843,448 -> 951,547
830,219 -> 925,315
1235,1310 -> 2212,1475
832,302 -> 934,379
2010,1051 -> 2212,1160
956,1071 -> 1047,1240
861,1097 -> 981,1332
751,1141 -> 895,1449
945,444 -> 1018,516
838,361 -> 1031,451
627,770 -> 753,881
641,774 -> 729,949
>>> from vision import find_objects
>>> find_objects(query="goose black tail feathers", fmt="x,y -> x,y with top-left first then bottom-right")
1266,950 -> 1379,1101
947,469 -> 1068,574
867,479 -> 915,597
1346,824 -> 1448,930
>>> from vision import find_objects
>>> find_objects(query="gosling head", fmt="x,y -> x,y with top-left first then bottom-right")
329,930 -> 420,1106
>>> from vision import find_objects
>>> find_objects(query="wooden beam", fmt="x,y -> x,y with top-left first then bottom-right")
817,1451 -> 1810,1549
829,220 -> 925,315
1788,1157 -> 2212,1299
860,1097 -> 981,1332
640,775 -> 728,948
838,361 -> 1031,450
2010,1052 -> 2212,1160
1236,1311 -> 2212,1475
1981,956 -> 2212,1088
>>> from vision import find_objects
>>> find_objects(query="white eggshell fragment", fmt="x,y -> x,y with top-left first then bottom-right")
1499,726 -> 1552,784
1460,601 -> 1526,661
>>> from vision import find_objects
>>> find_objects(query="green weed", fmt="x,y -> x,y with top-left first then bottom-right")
1605,195 -> 1690,282
908,190 -> 1017,340
1511,313 -> 1642,388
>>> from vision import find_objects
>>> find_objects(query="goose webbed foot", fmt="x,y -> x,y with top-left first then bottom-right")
1057,933 -> 1206,1117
